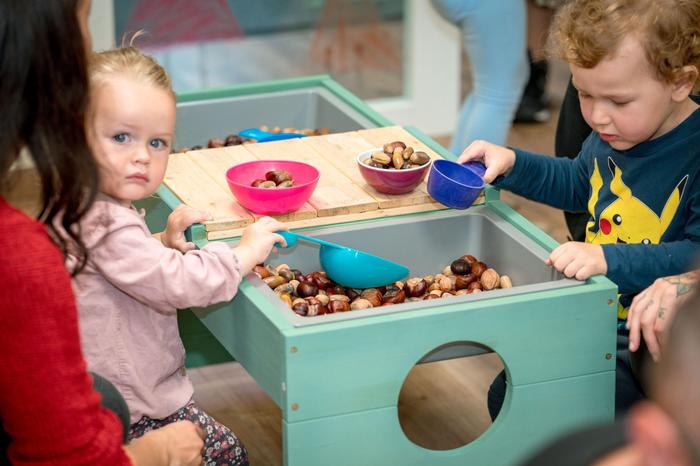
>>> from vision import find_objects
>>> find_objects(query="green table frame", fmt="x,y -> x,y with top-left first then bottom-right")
139,76 -> 618,466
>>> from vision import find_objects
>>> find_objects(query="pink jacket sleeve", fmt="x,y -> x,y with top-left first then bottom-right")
85,201 -> 244,311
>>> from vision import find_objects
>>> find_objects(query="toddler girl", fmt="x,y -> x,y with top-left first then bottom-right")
73,46 -> 286,465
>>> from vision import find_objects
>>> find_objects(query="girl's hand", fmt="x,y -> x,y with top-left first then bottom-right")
125,420 -> 204,466
457,139 -> 517,184
545,242 -> 607,280
234,217 -> 287,274
161,205 -> 213,253
157,420 -> 205,466
627,271 -> 698,361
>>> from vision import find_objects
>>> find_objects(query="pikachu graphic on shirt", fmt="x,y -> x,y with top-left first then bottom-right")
586,157 -> 688,319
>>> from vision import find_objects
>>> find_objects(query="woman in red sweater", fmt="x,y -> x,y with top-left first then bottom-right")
0,1 -> 203,464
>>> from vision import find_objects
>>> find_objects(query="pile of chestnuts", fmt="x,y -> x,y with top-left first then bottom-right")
254,254 -> 513,317
251,169 -> 294,189
362,140 -> 431,170
173,126 -> 330,153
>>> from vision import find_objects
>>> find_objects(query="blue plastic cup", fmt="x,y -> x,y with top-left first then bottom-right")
427,159 -> 485,209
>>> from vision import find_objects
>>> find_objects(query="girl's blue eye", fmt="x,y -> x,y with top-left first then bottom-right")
150,138 -> 168,149
113,133 -> 129,143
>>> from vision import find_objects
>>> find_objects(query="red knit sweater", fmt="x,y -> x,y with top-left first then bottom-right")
0,197 -> 131,465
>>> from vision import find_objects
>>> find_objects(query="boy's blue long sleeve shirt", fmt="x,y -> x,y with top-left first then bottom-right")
495,105 -> 700,301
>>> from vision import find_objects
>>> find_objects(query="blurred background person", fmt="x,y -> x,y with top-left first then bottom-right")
431,0 -> 529,153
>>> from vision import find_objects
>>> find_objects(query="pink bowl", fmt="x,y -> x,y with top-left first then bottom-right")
356,148 -> 431,194
226,160 -> 320,215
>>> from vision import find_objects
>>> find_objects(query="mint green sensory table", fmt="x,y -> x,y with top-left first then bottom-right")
139,76 -> 618,466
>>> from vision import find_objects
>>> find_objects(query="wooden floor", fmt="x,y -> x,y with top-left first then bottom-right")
190,61 -> 573,464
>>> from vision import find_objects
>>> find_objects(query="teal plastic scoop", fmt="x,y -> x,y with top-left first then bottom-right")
277,230 -> 409,289
239,128 -> 307,142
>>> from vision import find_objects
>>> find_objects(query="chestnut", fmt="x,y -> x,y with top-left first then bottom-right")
328,294 -> 350,303
382,141 -> 406,155
467,281 -> 483,292
480,268 -> 500,290
297,281 -> 319,298
460,255 -> 478,265
224,134 -> 244,146
346,288 -> 361,301
263,275 -> 286,289
360,289 -> 383,307
292,301 -> 308,316
304,297 -> 326,317
409,151 -> 430,165
278,268 -> 295,282
290,269 -> 304,280
208,138 -> 225,148
450,259 -> 471,275
326,285 -> 346,296
500,275 -> 513,289
253,265 -> 270,279
471,261 -> 488,277
423,293 -> 441,300
455,274 -> 477,290
310,272 -> 333,290
438,277 -> 453,292
328,300 -> 350,313
273,283 -> 294,295
404,278 -> 427,297
314,294 -> 330,306
278,293 -> 293,308
350,298 -> 373,310
265,169 -> 293,185
252,179 -> 276,188
382,289 -> 406,304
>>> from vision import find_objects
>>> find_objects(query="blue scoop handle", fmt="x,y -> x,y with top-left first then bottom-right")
239,128 -> 307,142
276,230 -> 344,249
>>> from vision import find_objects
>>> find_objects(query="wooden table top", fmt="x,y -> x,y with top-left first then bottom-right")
163,126 -> 481,240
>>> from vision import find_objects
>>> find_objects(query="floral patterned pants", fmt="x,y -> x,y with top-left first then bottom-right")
129,400 -> 249,466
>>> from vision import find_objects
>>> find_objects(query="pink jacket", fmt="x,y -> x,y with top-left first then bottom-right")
72,194 -> 242,423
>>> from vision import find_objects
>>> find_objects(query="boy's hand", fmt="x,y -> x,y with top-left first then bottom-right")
627,271 -> 698,361
545,242 -> 607,280
233,217 -> 287,274
161,204 -> 213,253
457,140 -> 517,184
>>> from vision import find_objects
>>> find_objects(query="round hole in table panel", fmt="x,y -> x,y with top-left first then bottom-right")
397,341 -> 505,451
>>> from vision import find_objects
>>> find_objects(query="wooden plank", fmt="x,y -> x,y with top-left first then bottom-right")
187,146 -> 258,195
306,128 -> 439,209
244,138 -> 378,217
185,146 -> 258,231
206,202 -> 448,241
163,152 -> 254,229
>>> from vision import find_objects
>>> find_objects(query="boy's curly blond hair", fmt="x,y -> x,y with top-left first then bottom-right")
89,35 -> 174,99
548,0 -> 700,89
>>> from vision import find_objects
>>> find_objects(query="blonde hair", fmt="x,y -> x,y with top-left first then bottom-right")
89,37 -> 174,99
548,0 -> 700,88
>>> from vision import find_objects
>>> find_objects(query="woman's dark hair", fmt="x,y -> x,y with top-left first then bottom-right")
0,0 -> 98,274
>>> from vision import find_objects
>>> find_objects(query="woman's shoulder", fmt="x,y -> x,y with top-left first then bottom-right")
0,198 -> 58,257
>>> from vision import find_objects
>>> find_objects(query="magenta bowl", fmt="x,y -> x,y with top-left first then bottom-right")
356,148 -> 431,195
225,160 -> 320,215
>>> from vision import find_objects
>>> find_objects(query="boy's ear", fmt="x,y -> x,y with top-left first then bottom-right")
626,401 -> 689,466
671,65 -> 698,102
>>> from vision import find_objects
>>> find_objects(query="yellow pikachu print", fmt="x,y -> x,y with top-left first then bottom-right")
585,157 -> 687,319
586,158 -> 687,246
